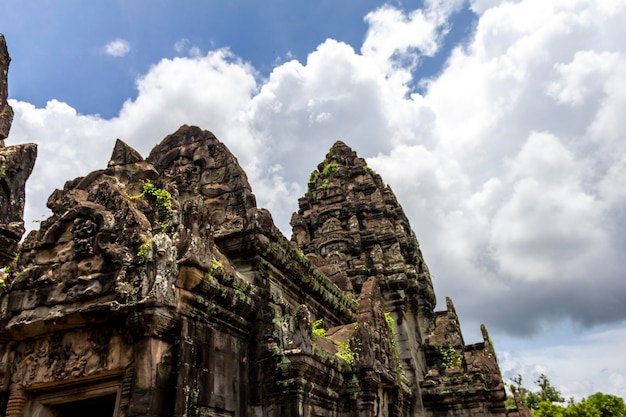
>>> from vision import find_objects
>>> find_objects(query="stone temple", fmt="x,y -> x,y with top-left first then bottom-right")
0,36 -> 530,417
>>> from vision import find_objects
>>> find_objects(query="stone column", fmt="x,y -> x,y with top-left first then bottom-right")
4,386 -> 27,417
126,306 -> 178,417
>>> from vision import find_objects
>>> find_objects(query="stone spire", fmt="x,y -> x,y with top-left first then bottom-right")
0,34 -> 37,267
291,140 -> 437,391
291,141 -> 435,314
0,34 -> 13,142
146,125 -> 260,242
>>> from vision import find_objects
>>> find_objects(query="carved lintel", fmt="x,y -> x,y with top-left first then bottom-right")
126,306 -> 178,340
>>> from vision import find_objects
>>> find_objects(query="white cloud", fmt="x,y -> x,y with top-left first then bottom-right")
10,48 -> 261,224
104,38 -> 131,57
361,1 -> 463,83
488,132 -> 607,282
174,38 -> 189,54
500,324 -> 626,400
547,51 -> 622,107
174,38 -> 202,57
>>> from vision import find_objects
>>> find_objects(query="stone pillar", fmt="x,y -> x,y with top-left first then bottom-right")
355,376 -> 378,417
4,387 -> 27,417
126,306 -> 178,417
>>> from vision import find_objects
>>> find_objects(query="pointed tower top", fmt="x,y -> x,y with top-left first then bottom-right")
446,297 -> 458,317
108,139 -> 144,166
480,324 -> 491,346
319,140 -> 365,169
147,125 -> 257,239
291,140 -> 435,312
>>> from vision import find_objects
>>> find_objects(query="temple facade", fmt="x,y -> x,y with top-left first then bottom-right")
0,36 -> 527,417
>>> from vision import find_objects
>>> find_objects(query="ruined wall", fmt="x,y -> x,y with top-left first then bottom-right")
420,299 -> 507,417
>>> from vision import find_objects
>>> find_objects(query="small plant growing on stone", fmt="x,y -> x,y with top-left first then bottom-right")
311,319 -> 326,340
437,344 -> 462,369
207,257 -> 223,281
137,238 -> 153,263
335,339 -> 356,366
384,312 -> 395,336
307,170 -> 319,193
142,181 -> 173,226
293,248 -> 308,265
363,165 -> 376,175
211,258 -> 223,270
322,162 -> 339,177
385,312 -> 398,351
130,180 -> 173,227
385,312 -> 404,372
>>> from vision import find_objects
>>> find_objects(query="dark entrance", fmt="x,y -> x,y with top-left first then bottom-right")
53,394 -> 117,417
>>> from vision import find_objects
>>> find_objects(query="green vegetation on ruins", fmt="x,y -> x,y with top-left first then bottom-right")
130,180 -> 173,227
311,319 -> 327,340
436,343 -> 462,369
137,238 -> 153,263
307,162 -> 340,193
335,339 -> 356,366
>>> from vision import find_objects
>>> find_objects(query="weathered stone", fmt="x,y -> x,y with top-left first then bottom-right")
421,299 -> 508,417
292,141 -> 436,409
0,35 -> 37,267
0,35 -> 13,142
290,141 -> 518,417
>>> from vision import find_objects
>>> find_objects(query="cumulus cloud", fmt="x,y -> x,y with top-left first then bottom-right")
489,132 -> 606,282
361,0 -> 464,83
500,326 -> 626,400
431,0 -> 626,334
7,0 -> 626,396
104,38 -> 131,57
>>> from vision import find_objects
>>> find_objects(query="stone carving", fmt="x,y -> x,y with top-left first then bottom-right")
0,35 -> 523,417
144,231 -> 177,304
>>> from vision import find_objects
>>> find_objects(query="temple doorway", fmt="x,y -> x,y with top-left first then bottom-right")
52,393 -> 117,417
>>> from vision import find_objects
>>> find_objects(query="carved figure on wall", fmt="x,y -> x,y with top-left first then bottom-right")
147,231 -> 177,304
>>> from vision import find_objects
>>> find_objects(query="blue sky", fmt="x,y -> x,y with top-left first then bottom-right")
2,1 -> 475,116
2,0 -> 626,401
5,1 -> 388,115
